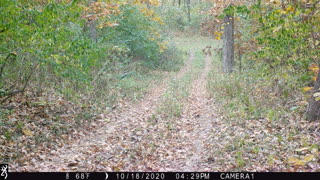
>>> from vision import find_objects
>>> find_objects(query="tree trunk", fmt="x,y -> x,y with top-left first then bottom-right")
89,20 -> 97,42
306,71 -> 320,121
222,14 -> 234,73
238,48 -> 242,73
86,0 -> 97,42
187,0 -> 191,22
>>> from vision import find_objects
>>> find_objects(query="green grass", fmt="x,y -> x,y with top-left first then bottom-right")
156,52 -> 204,122
90,57 -> 184,111
154,35 -> 211,128
205,47 -> 319,171
174,35 -> 220,52
207,55 -> 305,123
93,34 -> 218,112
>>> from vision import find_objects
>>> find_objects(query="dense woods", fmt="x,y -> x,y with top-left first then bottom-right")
1,0 -> 319,172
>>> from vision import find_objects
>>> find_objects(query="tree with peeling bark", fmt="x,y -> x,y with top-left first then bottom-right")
222,12 -> 234,73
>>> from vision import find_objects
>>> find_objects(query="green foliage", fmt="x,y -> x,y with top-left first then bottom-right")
207,0 -> 319,123
157,40 -> 184,71
101,4 -> 163,62
0,0 -> 181,106
0,0 -> 101,92
208,53 -> 304,122
158,6 -> 188,31
236,151 -> 245,167
223,5 -> 250,16
157,3 -> 210,34
247,2 -> 319,74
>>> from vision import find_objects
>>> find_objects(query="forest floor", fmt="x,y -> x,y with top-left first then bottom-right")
8,36 -> 219,171
10,45 -> 215,171
7,36 -> 320,172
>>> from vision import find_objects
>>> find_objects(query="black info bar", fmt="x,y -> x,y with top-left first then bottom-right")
2,172 -> 320,180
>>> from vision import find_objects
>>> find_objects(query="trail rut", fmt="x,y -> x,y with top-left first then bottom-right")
13,51 -> 217,172
14,52 -> 194,171
158,55 -> 215,171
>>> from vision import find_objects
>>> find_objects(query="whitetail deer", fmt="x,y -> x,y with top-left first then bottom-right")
202,46 -> 212,56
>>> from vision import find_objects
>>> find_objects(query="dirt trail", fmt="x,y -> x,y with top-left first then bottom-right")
14,51 -> 217,172
181,55 -> 215,171
17,52 -> 194,171
157,55 -> 215,171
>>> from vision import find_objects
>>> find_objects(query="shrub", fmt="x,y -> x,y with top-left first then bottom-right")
101,4 -> 163,62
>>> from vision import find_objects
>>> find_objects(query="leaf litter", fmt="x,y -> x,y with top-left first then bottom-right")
2,48 -> 320,172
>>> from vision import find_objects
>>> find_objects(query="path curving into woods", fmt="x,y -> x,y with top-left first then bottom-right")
158,54 -> 216,171
12,50 -> 218,172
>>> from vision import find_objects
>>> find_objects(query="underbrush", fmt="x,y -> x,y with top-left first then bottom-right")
208,57 -> 308,124
0,1 -> 185,164
157,2 -> 210,34
0,1 -> 180,106
92,61 -> 167,109
0,54 -> 185,165
207,55 -> 320,171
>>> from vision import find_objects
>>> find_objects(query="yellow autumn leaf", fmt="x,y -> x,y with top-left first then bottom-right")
288,157 -> 299,163
158,42 -> 167,53
303,87 -> 313,92
295,160 -> 306,166
308,63 -> 319,73
149,0 -> 161,6
303,154 -> 314,162
288,157 -> 306,166
285,6 -> 295,13
312,76 -> 317,81
22,129 -> 33,136
152,16 -> 164,24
